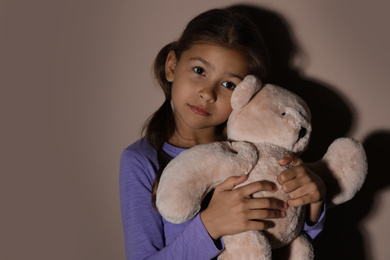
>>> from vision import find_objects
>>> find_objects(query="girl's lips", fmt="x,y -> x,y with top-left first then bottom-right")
189,104 -> 210,116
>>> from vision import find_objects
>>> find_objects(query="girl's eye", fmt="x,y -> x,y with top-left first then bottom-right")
193,67 -> 205,75
222,81 -> 236,90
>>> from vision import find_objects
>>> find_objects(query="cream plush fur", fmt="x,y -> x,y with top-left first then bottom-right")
156,75 -> 367,259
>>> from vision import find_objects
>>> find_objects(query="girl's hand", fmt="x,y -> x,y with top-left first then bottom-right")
278,154 -> 326,224
200,175 -> 287,240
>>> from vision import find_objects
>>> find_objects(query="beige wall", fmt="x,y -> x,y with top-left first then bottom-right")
1,0 -> 389,259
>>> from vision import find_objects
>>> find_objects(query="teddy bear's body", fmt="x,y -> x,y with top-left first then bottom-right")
219,143 -> 309,259
233,144 -> 305,245
156,76 -> 367,259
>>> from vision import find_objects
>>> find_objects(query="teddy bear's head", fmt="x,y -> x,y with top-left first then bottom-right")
227,76 -> 312,154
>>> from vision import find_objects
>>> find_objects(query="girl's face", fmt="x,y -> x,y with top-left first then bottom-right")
165,44 -> 250,138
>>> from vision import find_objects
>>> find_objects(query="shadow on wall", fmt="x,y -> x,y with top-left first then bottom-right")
314,131 -> 390,260
228,4 -> 390,260
227,4 -> 354,162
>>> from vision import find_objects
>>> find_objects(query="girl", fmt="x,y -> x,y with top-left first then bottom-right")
120,8 -> 326,259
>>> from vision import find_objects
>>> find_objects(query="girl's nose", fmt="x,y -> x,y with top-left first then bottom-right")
198,85 -> 216,102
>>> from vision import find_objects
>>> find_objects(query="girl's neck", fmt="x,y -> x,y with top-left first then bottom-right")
168,128 -> 225,148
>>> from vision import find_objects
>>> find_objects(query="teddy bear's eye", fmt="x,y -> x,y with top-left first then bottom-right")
281,112 -> 286,116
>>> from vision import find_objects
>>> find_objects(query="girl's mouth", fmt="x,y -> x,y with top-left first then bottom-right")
189,105 -> 210,117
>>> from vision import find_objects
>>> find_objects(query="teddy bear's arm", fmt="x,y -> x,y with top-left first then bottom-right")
310,137 -> 368,208
156,141 -> 258,223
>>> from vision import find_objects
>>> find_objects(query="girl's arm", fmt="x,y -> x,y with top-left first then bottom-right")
120,149 -> 222,259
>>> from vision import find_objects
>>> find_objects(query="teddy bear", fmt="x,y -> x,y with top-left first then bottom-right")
156,75 -> 367,259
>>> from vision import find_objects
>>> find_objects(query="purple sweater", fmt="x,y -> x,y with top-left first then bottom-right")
120,138 -> 325,259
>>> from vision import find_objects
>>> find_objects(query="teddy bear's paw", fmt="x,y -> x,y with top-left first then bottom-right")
156,203 -> 202,224
323,137 -> 368,206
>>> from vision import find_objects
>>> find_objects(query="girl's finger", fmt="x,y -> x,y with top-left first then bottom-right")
247,209 -> 286,220
236,181 -> 277,197
246,197 -> 287,210
288,195 -> 311,207
291,181 -> 319,198
278,153 -> 303,167
278,165 -> 306,184
245,220 -> 270,231
216,175 -> 248,191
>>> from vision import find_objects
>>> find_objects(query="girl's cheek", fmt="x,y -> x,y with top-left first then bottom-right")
225,97 -> 233,111
223,102 -> 233,117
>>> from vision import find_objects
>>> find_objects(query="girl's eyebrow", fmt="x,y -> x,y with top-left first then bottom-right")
189,57 -> 214,69
227,72 -> 244,81
189,57 -> 244,80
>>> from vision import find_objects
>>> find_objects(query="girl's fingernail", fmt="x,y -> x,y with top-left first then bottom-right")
284,202 -> 289,209
281,210 -> 286,217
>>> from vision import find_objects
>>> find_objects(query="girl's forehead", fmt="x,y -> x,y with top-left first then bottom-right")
185,43 -> 241,55
182,44 -> 249,64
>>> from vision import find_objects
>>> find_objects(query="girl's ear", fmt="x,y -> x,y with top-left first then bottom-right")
165,51 -> 177,82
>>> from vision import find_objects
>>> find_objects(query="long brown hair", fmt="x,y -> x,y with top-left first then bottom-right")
142,8 -> 270,209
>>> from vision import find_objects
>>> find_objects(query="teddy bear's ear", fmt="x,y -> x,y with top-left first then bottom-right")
231,75 -> 262,110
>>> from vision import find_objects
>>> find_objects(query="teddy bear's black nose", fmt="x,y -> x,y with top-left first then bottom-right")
298,126 -> 307,140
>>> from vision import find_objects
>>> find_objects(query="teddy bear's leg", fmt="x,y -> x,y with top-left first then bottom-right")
218,231 -> 271,260
273,234 -> 313,260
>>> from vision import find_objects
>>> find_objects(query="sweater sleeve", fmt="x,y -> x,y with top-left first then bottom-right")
119,148 -> 222,260
302,203 -> 326,241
